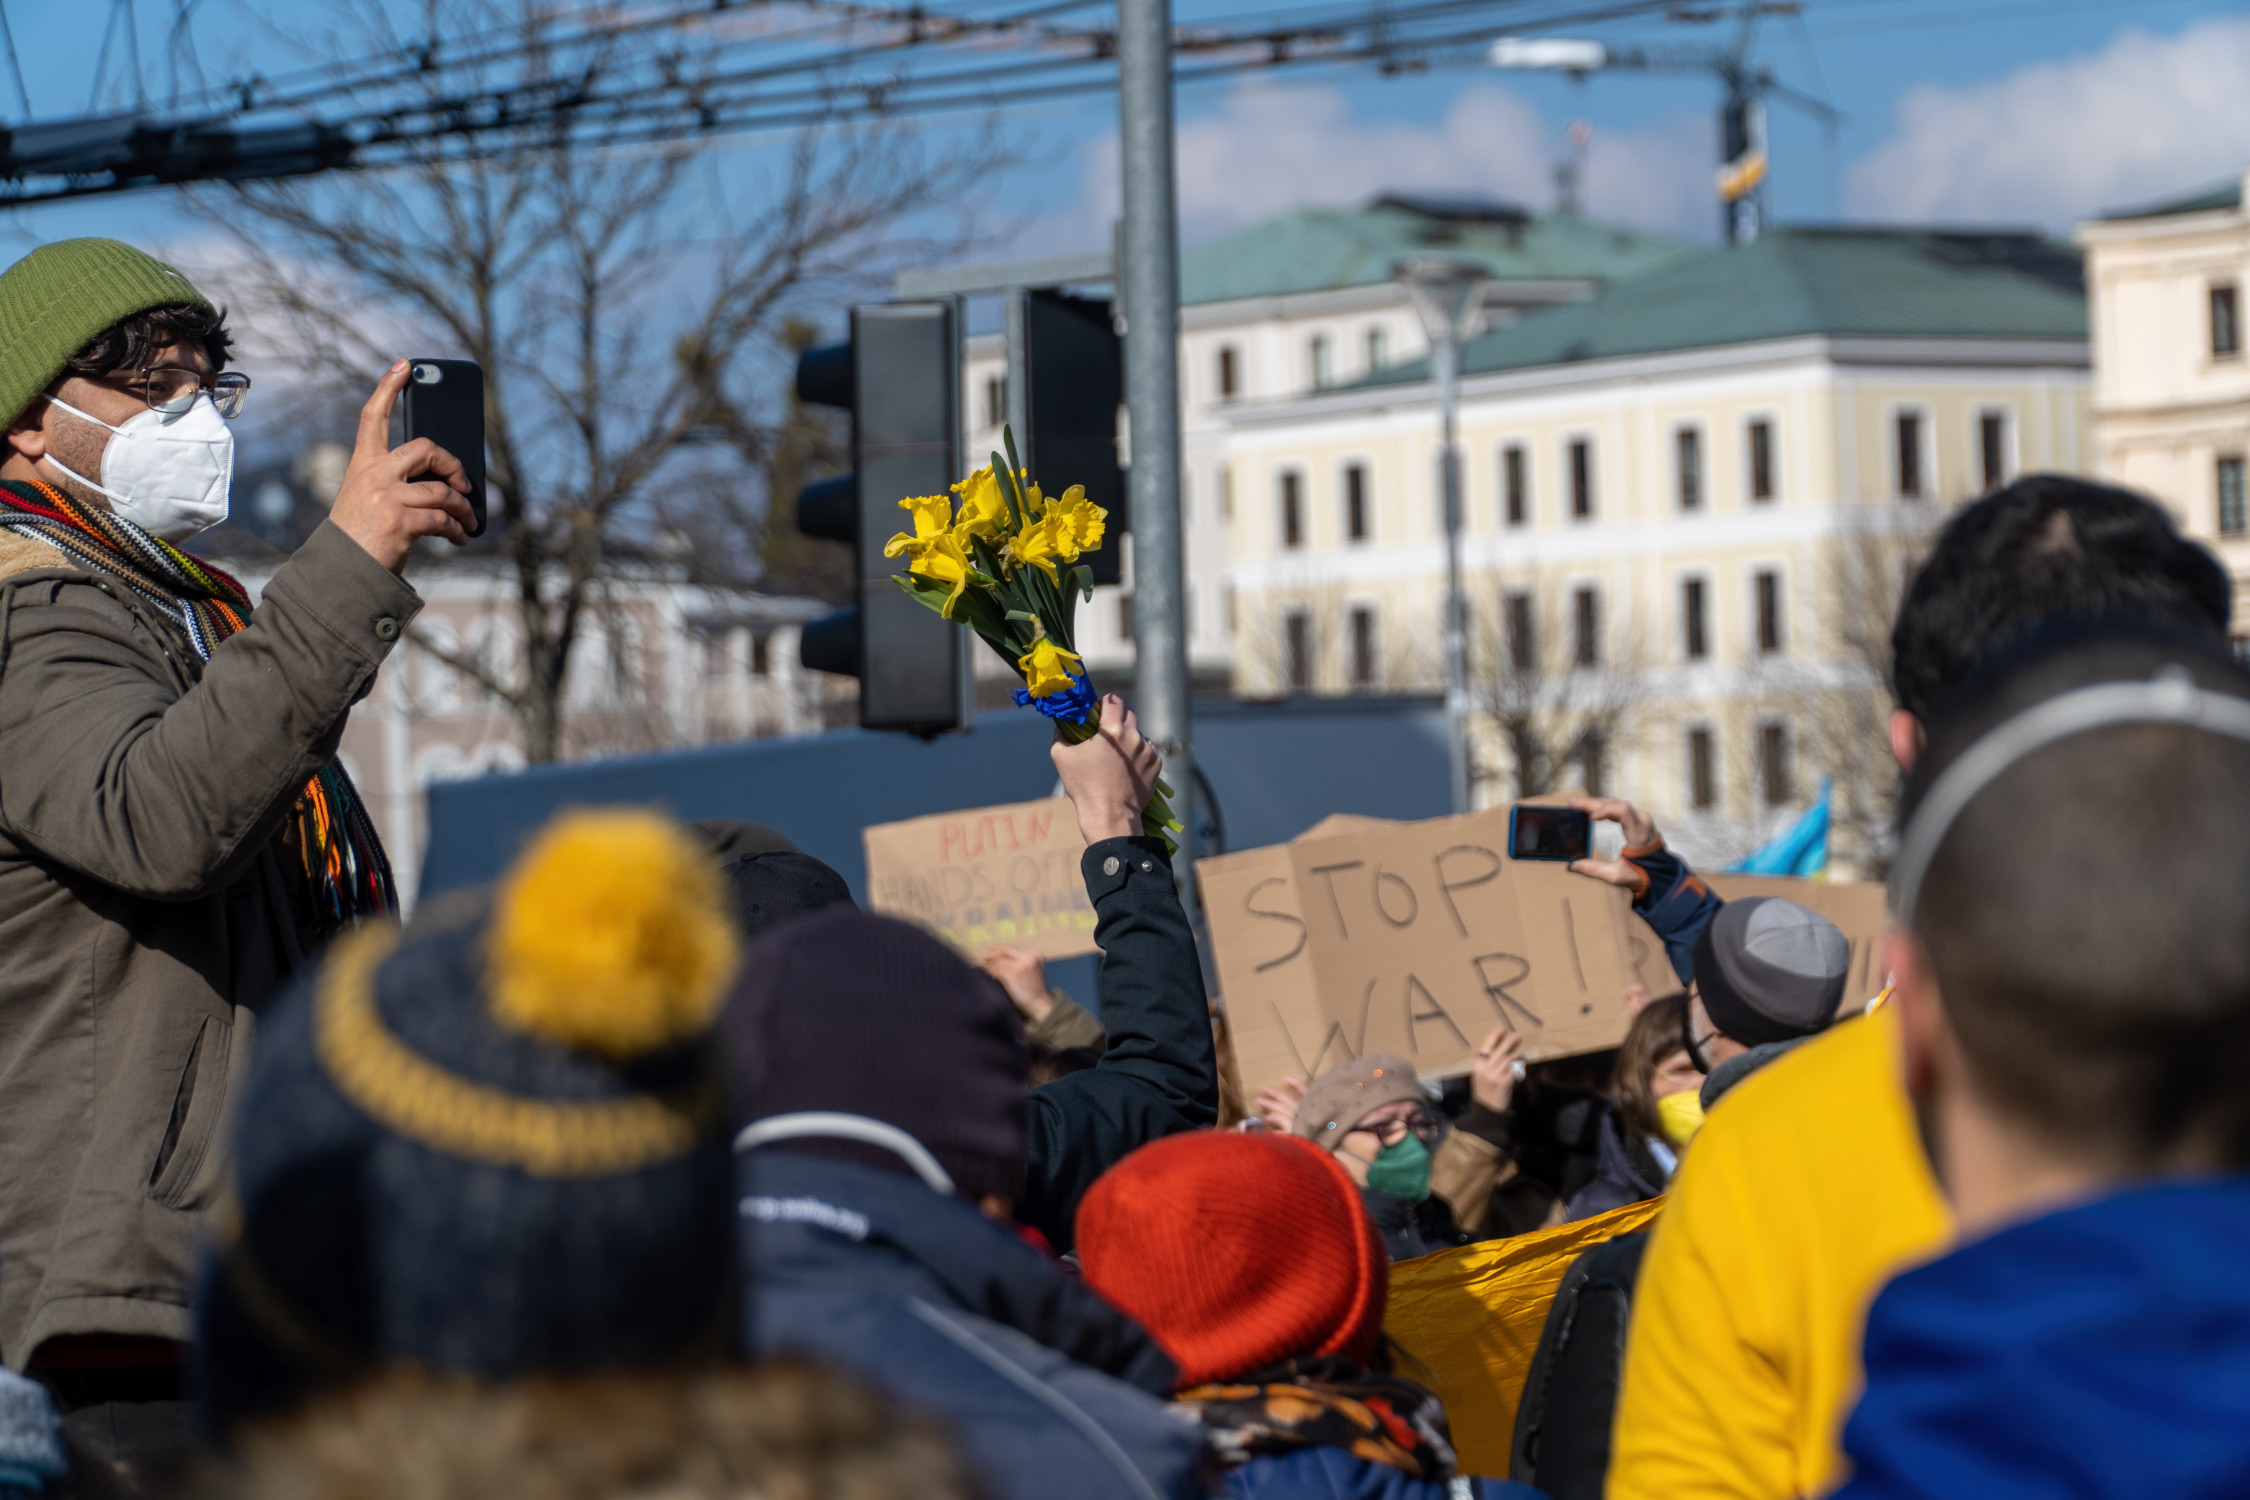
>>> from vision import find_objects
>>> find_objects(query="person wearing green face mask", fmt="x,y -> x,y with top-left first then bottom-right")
1289,1055 -> 1468,1263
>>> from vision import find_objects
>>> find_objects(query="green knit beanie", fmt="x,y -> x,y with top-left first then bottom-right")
0,239 -> 215,429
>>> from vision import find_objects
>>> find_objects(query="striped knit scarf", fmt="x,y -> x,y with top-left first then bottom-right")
0,478 -> 395,936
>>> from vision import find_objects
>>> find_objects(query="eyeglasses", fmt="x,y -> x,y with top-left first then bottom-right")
1345,1111 -> 1447,1148
112,367 -> 252,420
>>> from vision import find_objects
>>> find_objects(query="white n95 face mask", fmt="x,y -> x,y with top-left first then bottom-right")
40,392 -> 234,542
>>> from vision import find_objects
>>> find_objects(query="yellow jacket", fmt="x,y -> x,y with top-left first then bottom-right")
1609,1006 -> 1952,1500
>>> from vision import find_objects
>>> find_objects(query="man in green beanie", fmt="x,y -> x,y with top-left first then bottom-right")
0,238 -> 473,1488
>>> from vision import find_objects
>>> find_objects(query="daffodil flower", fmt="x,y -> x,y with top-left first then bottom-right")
1017,638 -> 1086,698
951,468 -> 1011,542
899,532 -> 979,617
1007,486 -> 1108,581
884,493 -> 954,558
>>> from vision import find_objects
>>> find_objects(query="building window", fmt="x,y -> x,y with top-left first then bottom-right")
1755,570 -> 1783,654
1309,335 -> 1332,390
702,630 -> 732,676
2215,284 -> 2242,359
1676,426 -> 1703,512
1285,611 -> 1312,692
1979,409 -> 2012,493
1219,466 -> 1234,519
1119,594 -> 1136,641
1344,463 -> 1369,542
1217,346 -> 1240,401
1350,606 -> 1377,688
1572,586 -> 1600,668
751,631 -> 772,676
1505,590 -> 1535,672
1760,722 -> 1794,806
1366,326 -> 1388,372
1682,578 -> 1708,661
1747,418 -> 1775,502
983,376 -> 1006,430
1896,410 -> 1926,500
1503,444 -> 1528,527
1579,730 -> 1608,798
1569,439 -> 1595,520
2221,455 -> 2248,536
1279,472 -> 1303,549
1687,727 -> 1716,810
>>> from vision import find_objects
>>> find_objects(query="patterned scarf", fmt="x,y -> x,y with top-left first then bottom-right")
1178,1356 -> 1460,1480
0,478 -> 395,935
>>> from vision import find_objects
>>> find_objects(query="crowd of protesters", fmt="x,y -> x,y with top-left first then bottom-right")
0,235 -> 2244,1500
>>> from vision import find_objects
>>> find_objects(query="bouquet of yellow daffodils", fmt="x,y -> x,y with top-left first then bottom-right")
885,428 -> 1181,852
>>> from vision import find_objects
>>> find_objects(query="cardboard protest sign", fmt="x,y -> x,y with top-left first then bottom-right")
1201,809 -> 1646,1102
863,798 -> 1098,960
1706,873 -> 1891,1005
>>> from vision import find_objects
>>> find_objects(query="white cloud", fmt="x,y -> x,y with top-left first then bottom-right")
1846,14 -> 2250,227
1058,80 -> 1714,248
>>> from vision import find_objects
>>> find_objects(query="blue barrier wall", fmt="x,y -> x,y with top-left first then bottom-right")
419,693 -> 1454,901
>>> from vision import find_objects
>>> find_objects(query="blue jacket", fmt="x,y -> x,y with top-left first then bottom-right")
1224,1446 -> 1544,1499
1835,1178 -> 2250,1500
740,1149 -> 1208,1500
1623,843 -> 1722,985
1021,837 -> 1219,1253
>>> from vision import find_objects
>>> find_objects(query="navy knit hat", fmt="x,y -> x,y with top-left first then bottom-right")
723,906 -> 1028,1201
197,811 -> 743,1434
1693,896 -> 1851,1048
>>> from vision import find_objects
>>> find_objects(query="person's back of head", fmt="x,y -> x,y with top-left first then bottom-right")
186,1365 -> 976,1500
1889,475 -> 2229,741
199,810 -> 744,1434
1892,624 -> 2250,1212
722,905 -> 1029,1205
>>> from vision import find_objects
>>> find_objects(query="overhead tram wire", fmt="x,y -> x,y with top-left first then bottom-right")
0,0 -> 1687,204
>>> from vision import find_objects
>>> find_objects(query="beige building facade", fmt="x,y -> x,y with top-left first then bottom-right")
2080,167 -> 2250,647
1214,227 -> 2093,871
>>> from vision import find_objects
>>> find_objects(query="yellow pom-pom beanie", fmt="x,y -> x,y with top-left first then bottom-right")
198,808 -> 744,1431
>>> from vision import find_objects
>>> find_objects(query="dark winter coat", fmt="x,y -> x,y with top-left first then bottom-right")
739,1149 -> 1208,1500
1565,1110 -> 1671,1221
1020,837 -> 1218,1253
1225,1446 -> 1543,1499
1360,1189 -> 1468,1264
0,521 -> 418,1365
1626,842 -> 1723,985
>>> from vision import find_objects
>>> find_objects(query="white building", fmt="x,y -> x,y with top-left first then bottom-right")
1210,226 -> 2093,871
2079,166 -> 2250,651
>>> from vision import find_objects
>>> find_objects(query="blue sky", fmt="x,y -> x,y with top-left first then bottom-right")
7,0 -> 2248,266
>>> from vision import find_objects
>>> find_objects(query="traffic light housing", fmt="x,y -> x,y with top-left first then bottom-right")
1017,289 -> 1127,587
794,301 -> 968,734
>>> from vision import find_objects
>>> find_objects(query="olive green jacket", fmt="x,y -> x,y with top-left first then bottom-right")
0,519 -> 418,1367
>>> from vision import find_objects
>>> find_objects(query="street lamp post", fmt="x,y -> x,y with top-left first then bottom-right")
1396,256 -> 1489,816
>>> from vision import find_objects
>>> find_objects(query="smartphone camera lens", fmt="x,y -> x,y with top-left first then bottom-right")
412,363 -> 441,385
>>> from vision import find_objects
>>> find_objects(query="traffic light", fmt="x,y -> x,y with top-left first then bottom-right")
1017,289 -> 1128,587
794,301 -> 969,734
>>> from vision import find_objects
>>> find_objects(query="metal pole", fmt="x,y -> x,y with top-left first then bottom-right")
1435,327 -> 1469,815
1117,0 -> 1197,892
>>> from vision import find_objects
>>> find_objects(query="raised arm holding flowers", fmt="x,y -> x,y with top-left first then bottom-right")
885,427 -> 1182,850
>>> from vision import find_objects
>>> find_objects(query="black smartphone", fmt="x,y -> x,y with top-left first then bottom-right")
1508,804 -> 1591,861
402,359 -> 487,537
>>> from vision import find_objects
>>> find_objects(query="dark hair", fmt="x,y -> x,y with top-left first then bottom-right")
1903,624 -> 2250,1170
62,302 -> 233,381
1612,996 -> 1688,1146
1889,475 -> 2229,722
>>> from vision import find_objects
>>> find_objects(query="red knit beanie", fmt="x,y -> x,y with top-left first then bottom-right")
1076,1131 -> 1387,1389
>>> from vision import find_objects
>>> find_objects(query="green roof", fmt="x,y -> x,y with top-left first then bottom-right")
1365,227 -> 2085,384
1179,194 -> 1692,307
2102,177 -> 2243,221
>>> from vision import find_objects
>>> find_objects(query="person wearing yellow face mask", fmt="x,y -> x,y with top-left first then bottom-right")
1568,994 -> 1708,1219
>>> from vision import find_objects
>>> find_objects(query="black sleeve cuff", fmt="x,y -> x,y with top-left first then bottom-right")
1457,1102 -> 1514,1152
1080,835 -> 1174,903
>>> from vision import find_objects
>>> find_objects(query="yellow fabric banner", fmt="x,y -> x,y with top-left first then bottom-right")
1386,1197 -> 1665,1478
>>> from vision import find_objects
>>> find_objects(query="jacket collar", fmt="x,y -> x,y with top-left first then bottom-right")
738,1147 -> 1178,1394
